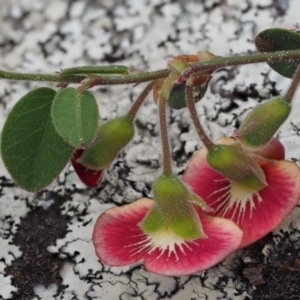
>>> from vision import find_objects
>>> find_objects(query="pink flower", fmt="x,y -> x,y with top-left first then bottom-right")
93,197 -> 243,276
183,137 -> 300,248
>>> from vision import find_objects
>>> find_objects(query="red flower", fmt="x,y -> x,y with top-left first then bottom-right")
93,197 -> 243,276
183,137 -> 300,248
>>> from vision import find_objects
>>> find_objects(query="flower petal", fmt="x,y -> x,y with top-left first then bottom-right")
93,198 -> 152,266
254,137 -> 285,160
183,138 -> 300,248
71,149 -> 103,187
143,209 -> 243,276
93,197 -> 243,276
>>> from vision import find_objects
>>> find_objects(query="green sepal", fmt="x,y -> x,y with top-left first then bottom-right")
189,193 -> 212,212
169,209 -> 206,240
78,115 -> 134,170
235,97 -> 291,150
153,173 -> 206,240
139,205 -> 165,234
255,28 -> 300,78
207,143 -> 267,191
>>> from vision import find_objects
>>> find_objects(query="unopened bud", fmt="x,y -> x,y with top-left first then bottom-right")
235,97 -> 291,150
78,115 -> 134,170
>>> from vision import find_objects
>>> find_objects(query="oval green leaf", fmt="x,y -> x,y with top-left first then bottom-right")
255,28 -> 300,78
51,87 -> 99,147
168,80 -> 209,110
1,87 -> 74,192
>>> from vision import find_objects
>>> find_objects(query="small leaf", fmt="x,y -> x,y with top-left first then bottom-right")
1,87 -> 74,192
167,78 -> 210,110
60,65 -> 129,75
51,87 -> 99,147
255,28 -> 300,78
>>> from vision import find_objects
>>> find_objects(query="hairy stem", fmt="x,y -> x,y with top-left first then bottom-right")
87,69 -> 170,87
285,63 -> 300,102
186,83 -> 214,150
1,50 -> 300,87
186,50 -> 300,75
0,69 -> 85,83
159,74 -> 178,174
127,81 -> 156,119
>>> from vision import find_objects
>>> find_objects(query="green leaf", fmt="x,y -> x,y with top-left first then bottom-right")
255,28 -> 300,78
1,87 -> 74,192
168,80 -> 209,110
60,65 -> 129,75
51,87 -> 99,147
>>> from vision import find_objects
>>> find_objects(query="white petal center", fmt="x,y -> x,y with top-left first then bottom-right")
128,229 -> 193,261
209,179 -> 263,224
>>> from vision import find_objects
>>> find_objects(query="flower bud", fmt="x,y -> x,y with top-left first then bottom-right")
206,143 -> 267,191
235,97 -> 291,150
71,149 -> 103,187
78,115 -> 134,170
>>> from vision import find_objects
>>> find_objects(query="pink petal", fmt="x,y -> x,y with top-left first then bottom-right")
144,209 -> 243,276
93,198 -> 152,266
254,137 -> 285,160
93,198 -> 243,276
182,139 -> 300,248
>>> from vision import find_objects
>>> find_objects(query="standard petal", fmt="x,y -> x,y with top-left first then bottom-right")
183,140 -> 300,248
93,198 -> 153,266
143,210 -> 243,276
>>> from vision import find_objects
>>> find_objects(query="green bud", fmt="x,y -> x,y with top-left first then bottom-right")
207,143 -> 267,191
78,115 -> 134,170
152,173 -> 206,240
235,97 -> 291,150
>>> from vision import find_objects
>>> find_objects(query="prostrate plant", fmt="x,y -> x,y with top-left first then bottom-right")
1,26 -> 300,275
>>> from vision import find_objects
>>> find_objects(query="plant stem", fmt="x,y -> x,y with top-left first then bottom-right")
185,83 -> 214,150
159,75 -> 177,175
1,50 -> 300,87
127,81 -> 156,119
285,64 -> 300,102
87,69 -> 170,87
0,69 -> 86,83
185,50 -> 300,75
0,67 -> 169,85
